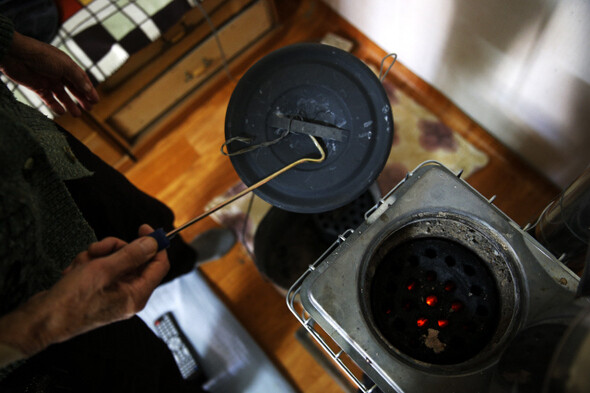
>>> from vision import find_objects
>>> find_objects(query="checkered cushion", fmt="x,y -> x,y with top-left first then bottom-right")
2,0 -> 196,117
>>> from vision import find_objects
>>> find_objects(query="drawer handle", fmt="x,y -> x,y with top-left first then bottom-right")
184,58 -> 215,82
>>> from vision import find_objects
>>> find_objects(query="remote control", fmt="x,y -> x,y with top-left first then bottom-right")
154,312 -> 205,382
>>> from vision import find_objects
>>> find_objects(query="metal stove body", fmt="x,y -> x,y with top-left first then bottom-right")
288,162 -> 588,393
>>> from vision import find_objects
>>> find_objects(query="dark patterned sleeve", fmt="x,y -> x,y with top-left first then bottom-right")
0,15 -> 14,63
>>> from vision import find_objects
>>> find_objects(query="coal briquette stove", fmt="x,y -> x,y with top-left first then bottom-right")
287,161 -> 588,393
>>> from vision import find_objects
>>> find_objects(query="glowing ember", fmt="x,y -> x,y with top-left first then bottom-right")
451,301 -> 463,312
416,318 -> 428,327
444,281 -> 456,292
407,281 -> 416,291
437,319 -> 449,328
425,295 -> 438,307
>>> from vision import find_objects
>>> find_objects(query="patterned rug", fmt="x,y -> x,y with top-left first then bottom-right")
206,71 -> 489,256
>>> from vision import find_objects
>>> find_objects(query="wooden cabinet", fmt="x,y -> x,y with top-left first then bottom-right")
57,0 -> 277,170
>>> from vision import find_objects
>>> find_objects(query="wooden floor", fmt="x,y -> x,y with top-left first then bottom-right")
119,1 -> 560,392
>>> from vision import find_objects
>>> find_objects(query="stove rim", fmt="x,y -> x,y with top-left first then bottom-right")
358,212 -> 523,373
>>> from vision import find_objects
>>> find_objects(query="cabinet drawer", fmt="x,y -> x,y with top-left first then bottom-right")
109,0 -> 274,140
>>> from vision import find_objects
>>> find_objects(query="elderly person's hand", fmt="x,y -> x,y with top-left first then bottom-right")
0,30 -> 99,116
0,224 -> 169,367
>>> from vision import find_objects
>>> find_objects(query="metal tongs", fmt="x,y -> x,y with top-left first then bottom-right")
148,135 -> 326,250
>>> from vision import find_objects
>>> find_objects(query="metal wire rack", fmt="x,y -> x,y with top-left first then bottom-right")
286,228 -> 381,393
285,161 -> 446,393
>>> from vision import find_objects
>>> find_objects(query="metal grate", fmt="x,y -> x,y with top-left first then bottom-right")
286,163 -> 432,393
286,229 -> 380,393
370,237 -> 500,364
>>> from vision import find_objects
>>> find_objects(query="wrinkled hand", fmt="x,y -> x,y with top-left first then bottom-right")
0,225 -> 168,362
0,31 -> 99,116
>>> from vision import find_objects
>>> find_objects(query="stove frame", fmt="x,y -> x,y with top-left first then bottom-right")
287,161 -> 585,393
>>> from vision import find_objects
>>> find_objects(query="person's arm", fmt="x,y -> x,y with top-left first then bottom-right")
0,15 -> 99,116
0,224 -> 169,368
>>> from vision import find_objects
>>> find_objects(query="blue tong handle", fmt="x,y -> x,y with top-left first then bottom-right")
147,228 -> 171,251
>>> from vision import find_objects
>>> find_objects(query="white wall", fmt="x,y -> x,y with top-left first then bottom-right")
324,0 -> 590,187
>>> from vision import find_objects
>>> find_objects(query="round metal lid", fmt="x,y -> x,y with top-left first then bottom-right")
225,43 -> 393,213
